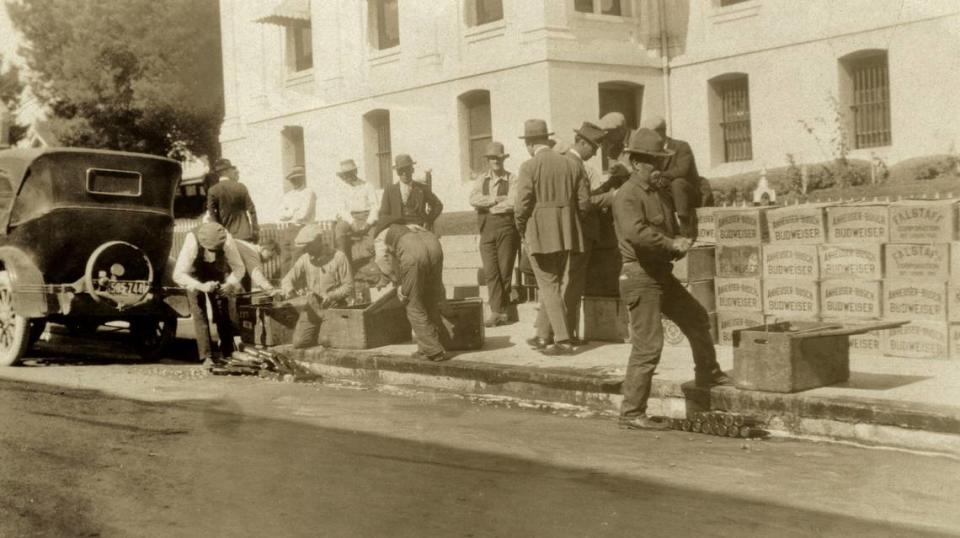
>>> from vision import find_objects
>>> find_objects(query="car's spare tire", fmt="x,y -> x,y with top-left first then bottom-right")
84,241 -> 154,309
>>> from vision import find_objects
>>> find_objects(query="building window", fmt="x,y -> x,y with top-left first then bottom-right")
598,81 -> 643,170
288,25 -> 313,72
281,125 -> 306,191
469,0 -> 503,26
710,75 -> 752,163
459,90 -> 493,177
840,50 -> 891,149
364,110 -> 393,188
575,0 -> 625,16
370,0 -> 400,50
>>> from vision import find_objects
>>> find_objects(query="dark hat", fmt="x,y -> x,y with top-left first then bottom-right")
337,159 -> 359,176
519,119 -> 554,140
393,154 -> 416,169
212,158 -> 235,174
286,165 -> 306,180
484,141 -> 509,159
196,222 -> 228,251
574,121 -> 605,147
622,128 -> 674,157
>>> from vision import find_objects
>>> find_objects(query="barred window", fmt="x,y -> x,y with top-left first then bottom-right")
847,53 -> 891,149
716,76 -> 752,162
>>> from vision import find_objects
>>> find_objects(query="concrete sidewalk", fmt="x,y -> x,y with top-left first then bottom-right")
284,303 -> 960,456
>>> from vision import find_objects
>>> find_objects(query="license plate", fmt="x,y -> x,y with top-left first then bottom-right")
105,281 -> 150,295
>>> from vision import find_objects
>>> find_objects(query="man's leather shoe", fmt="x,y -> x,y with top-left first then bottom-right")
411,351 -> 447,362
540,341 -> 576,356
618,415 -> 671,431
695,369 -> 734,388
568,337 -> 588,346
526,336 -> 553,350
484,314 -> 508,328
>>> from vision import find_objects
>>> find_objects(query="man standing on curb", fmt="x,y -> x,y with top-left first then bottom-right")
207,158 -> 260,242
469,141 -> 519,328
514,119 -> 589,356
613,129 -> 731,431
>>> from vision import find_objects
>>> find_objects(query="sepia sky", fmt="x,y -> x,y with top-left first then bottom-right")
0,3 -> 21,66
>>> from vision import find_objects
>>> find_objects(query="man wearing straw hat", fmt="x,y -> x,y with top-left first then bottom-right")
278,165 -> 317,226
333,158 -> 381,267
613,129 -> 731,431
469,141 -> 519,328
514,119 -> 590,356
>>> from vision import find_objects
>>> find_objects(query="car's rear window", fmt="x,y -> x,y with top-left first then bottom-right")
87,168 -> 142,196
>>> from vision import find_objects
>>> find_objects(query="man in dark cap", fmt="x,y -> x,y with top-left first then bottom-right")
206,158 -> 260,242
469,141 -> 519,327
642,116 -> 704,239
378,154 -> 443,232
613,129 -> 731,431
173,222 -> 246,366
514,119 -> 590,355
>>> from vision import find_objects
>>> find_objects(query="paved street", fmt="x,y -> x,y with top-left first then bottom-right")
1,334 -> 959,537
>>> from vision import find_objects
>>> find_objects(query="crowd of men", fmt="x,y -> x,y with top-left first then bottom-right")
172,112 -> 730,430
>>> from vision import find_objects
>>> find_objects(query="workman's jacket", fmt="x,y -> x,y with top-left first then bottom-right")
281,251 -> 353,302
612,165 -> 681,272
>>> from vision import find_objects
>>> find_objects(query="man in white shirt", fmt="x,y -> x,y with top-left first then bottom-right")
278,165 -> 317,225
333,159 -> 380,267
173,222 -> 246,366
235,238 -> 281,292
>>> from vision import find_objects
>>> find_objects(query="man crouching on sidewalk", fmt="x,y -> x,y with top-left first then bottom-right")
612,129 -> 731,431
281,225 -> 353,349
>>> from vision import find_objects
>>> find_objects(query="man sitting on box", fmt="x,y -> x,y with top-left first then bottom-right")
281,224 -> 354,349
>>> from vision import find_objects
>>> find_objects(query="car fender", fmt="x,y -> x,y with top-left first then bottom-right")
0,246 -> 49,317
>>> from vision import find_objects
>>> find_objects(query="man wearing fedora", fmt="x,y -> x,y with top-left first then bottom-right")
334,158 -> 381,267
206,158 -> 260,243
642,116 -> 704,239
469,141 -> 519,328
514,119 -> 590,356
378,154 -> 443,233
278,165 -> 317,226
613,128 -> 731,431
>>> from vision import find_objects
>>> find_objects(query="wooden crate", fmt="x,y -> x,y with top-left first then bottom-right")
884,243 -> 950,280
888,199 -> 960,243
317,290 -> 411,349
761,244 -> 819,279
818,244 -> 883,280
826,203 -> 889,243
582,296 -> 629,342
441,298 -> 485,351
715,245 -> 761,278
765,204 -> 829,244
237,303 -> 298,347
673,246 -> 716,282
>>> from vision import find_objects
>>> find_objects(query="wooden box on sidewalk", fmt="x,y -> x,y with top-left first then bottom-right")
582,296 -> 629,342
237,303 -> 298,347
317,289 -> 411,349
441,298 -> 485,351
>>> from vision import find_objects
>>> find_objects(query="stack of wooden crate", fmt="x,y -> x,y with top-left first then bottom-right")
712,206 -> 770,345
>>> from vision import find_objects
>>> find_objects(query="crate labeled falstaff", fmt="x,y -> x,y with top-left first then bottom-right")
884,243 -> 950,280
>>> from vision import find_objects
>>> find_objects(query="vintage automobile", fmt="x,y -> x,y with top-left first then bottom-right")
0,147 -> 182,365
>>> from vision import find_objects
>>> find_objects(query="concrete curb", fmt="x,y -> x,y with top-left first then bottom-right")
283,346 -> 960,456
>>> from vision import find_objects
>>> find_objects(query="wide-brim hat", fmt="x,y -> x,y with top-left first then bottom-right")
212,157 -> 235,174
337,159 -> 358,176
640,115 -> 667,132
196,222 -> 228,251
622,128 -> 674,157
293,223 -> 327,247
393,154 -> 416,169
286,165 -> 306,180
599,112 -> 626,132
574,121 -> 605,148
519,119 -> 554,140
484,141 -> 509,159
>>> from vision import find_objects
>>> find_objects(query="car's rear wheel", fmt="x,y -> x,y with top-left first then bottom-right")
0,271 -> 30,366
130,317 -> 177,361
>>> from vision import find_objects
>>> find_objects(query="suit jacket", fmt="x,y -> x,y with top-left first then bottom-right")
564,150 -> 616,248
514,147 -> 590,255
662,137 -> 699,184
207,180 -> 259,241
377,180 -> 443,234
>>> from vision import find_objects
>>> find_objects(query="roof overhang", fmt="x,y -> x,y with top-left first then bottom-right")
255,0 -> 310,26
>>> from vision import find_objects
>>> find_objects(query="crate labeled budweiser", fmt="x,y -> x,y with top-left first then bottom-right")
888,199 -> 959,243
715,278 -> 763,312
818,244 -> 883,280
882,321 -> 949,359
882,280 -> 948,321
761,244 -> 819,279
884,243 -> 950,280
765,204 -> 828,244
696,206 -> 717,244
714,207 -> 769,245
717,310 -> 766,346
820,280 -> 882,320
715,245 -> 761,278
762,279 -> 820,319
826,203 -> 889,243
672,246 -> 716,282
850,331 -> 883,356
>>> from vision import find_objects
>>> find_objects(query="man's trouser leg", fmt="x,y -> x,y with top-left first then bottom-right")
660,274 -> 719,376
187,289 -> 214,360
400,236 -> 445,357
480,220 -> 519,315
565,244 -> 591,339
210,293 -> 235,358
292,294 -> 325,349
619,262 -> 664,418
671,178 -> 698,240
529,251 -> 571,342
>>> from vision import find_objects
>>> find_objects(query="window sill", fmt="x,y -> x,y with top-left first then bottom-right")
284,69 -> 314,87
571,11 -> 637,24
709,1 -> 761,24
464,20 -> 506,43
368,46 -> 401,66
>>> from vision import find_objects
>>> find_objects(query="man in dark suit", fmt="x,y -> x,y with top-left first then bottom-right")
206,158 -> 260,242
642,116 -> 703,240
514,119 -> 590,355
378,154 -> 443,231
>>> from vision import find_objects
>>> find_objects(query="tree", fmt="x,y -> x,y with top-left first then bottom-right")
0,54 -> 26,145
6,0 -> 223,160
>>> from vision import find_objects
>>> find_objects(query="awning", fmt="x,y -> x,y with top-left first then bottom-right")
255,0 -> 310,26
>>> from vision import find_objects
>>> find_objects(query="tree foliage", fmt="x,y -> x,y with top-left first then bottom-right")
0,54 -> 26,145
6,0 -> 223,159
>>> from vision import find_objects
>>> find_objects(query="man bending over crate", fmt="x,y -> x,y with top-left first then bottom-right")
281,224 -> 353,349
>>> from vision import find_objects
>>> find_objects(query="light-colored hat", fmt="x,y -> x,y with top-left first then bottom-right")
484,141 -> 509,159
337,159 -> 358,176
293,223 -> 327,247
519,119 -> 554,139
393,154 -> 416,169
196,222 -> 228,251
640,115 -> 667,132
622,129 -> 674,157
286,165 -> 306,180
599,112 -> 626,132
